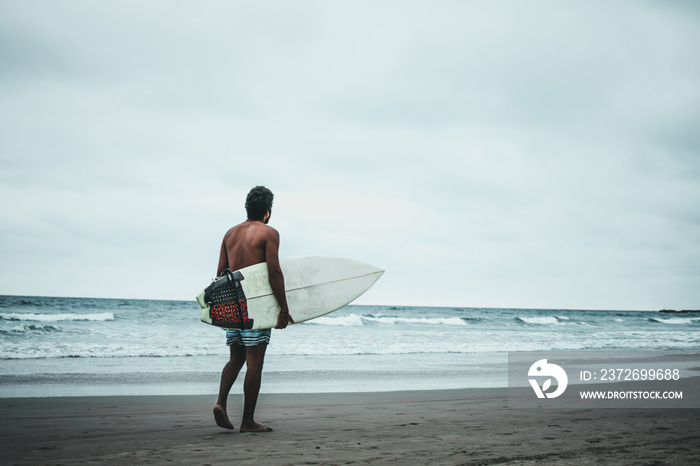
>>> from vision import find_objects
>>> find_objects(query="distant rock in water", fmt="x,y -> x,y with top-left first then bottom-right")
659,309 -> 700,314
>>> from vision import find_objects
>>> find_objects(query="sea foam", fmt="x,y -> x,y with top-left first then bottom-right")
648,317 -> 699,325
516,316 -> 563,325
0,312 -> 115,322
306,313 -> 468,326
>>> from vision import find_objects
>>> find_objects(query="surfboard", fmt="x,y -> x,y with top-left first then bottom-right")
196,256 -> 384,330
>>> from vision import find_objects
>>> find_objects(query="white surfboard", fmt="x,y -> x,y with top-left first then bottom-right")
196,256 -> 384,329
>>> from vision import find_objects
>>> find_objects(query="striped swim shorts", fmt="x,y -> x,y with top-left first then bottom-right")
225,328 -> 271,347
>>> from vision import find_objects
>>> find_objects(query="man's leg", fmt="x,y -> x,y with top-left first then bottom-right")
240,343 -> 271,432
214,343 -> 246,429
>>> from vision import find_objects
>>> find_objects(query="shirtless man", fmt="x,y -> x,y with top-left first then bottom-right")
212,186 -> 294,432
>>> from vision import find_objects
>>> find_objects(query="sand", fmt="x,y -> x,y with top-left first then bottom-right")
2,381 -> 700,465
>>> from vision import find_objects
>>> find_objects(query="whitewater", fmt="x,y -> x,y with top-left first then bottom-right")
1,295 -> 698,397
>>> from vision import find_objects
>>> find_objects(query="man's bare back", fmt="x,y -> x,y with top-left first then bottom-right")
217,215 -> 293,330
218,220 -> 280,273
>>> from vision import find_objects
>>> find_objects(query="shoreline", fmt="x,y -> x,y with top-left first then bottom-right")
3,349 -> 698,399
3,383 -> 700,465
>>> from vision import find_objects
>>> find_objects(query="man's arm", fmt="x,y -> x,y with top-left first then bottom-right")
265,228 -> 294,329
217,238 -> 229,277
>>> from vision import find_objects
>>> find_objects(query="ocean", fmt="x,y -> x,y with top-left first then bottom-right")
1,295 -> 698,398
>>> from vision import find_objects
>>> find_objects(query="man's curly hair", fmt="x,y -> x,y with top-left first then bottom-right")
245,186 -> 274,221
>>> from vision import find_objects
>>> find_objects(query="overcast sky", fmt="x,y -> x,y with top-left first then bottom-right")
1,1 -> 699,310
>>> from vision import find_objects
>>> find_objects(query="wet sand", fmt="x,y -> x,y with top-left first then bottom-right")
2,382 -> 700,465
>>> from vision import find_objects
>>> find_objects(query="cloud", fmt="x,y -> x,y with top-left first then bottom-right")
1,0 -> 699,310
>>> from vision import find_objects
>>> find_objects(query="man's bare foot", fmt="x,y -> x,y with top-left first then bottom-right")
240,422 -> 273,432
213,405 -> 234,430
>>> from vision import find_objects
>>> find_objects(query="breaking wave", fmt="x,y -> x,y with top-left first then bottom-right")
648,317 -> 700,326
0,312 -> 115,322
306,313 -> 469,326
0,324 -> 61,335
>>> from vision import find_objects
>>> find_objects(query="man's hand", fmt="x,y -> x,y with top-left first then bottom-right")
275,309 -> 295,329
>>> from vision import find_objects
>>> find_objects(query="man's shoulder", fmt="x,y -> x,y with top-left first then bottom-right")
260,224 -> 279,238
224,221 -> 279,240
242,222 -> 279,237
224,223 -> 245,237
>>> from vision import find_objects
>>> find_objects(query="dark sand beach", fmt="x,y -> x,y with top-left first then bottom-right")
2,379 -> 700,465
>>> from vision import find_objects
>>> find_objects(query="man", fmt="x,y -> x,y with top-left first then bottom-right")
213,186 -> 294,432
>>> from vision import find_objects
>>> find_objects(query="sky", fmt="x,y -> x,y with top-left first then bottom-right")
1,0 -> 699,310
